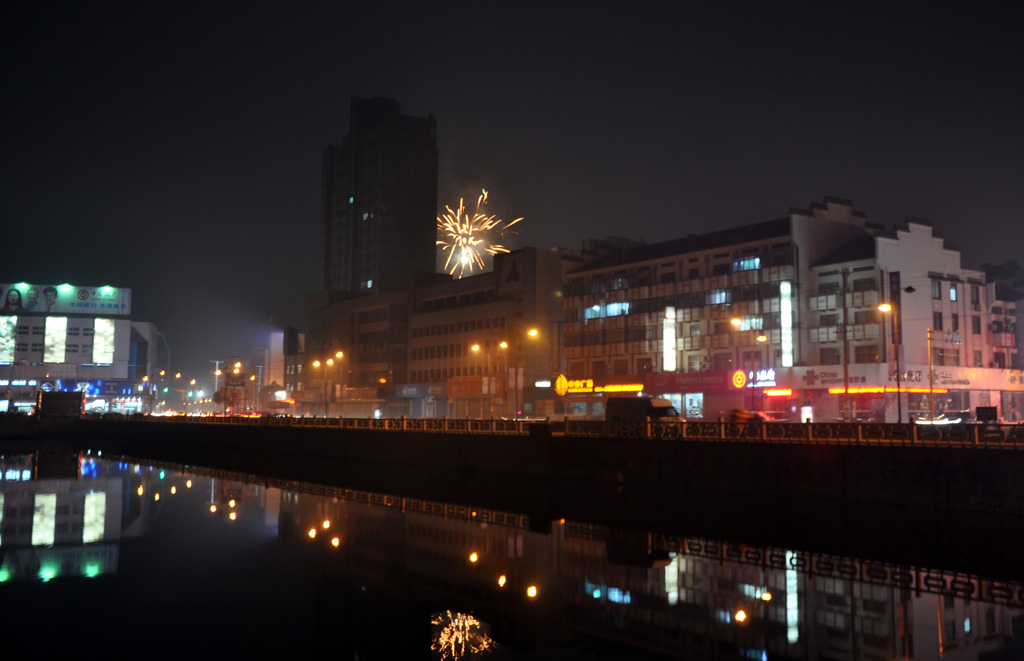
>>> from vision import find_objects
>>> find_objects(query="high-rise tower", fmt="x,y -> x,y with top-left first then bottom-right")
319,97 -> 438,293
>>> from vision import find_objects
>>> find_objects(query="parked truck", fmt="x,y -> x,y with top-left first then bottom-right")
37,391 -> 85,419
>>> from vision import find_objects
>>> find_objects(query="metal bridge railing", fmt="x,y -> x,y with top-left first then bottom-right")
143,415 -> 1024,448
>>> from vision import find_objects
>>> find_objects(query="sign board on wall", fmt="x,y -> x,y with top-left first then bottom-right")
0,283 -> 131,316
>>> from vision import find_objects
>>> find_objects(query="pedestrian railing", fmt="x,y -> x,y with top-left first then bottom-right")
143,415 -> 1024,448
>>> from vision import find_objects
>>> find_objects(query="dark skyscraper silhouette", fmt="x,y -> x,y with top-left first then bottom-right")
319,97 -> 438,293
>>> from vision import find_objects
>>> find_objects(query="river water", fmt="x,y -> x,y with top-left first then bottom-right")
1,448 -> 1023,659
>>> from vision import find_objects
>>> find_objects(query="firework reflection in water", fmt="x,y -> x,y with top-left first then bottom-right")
431,609 -> 495,659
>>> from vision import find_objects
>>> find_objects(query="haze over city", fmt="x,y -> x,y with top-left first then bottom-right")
3,2 -> 1020,386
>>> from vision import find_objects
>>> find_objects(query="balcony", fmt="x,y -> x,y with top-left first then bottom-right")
809,324 -> 881,343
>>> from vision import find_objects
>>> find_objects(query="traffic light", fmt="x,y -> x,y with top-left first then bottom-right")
162,387 -> 169,393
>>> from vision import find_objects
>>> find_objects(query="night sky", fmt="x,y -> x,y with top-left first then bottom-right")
3,2 -> 1021,387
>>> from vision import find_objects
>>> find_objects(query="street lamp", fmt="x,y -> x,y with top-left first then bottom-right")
471,343 -> 495,417
878,303 -> 903,423
731,318 -> 767,411
312,351 -> 344,417
515,329 -> 539,420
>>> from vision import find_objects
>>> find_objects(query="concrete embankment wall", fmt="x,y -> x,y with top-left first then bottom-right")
38,419 -> 1024,517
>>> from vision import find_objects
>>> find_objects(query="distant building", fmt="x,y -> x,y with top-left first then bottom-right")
405,248 -> 566,419
319,96 -> 438,294
302,285 -> 422,418
559,198 -> 1022,422
0,282 -> 168,414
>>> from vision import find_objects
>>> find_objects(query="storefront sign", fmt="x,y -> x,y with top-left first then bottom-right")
645,370 -> 737,394
398,383 -> 448,398
554,374 -> 644,396
732,368 -> 778,389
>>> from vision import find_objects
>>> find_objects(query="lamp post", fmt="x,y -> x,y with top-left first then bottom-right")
878,303 -> 903,423
927,328 -> 935,421
516,329 -> 539,420
313,351 -> 344,417
472,342 -> 505,418
470,343 -> 486,417
312,359 -> 326,417
732,318 -> 767,411
499,340 -> 509,417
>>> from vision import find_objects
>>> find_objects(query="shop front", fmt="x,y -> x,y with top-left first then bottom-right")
789,364 -> 1024,423
447,377 -> 502,419
644,369 -> 782,420
553,374 -> 645,420
396,383 -> 448,419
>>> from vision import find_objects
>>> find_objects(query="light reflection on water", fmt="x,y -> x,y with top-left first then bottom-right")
1,449 -> 1023,659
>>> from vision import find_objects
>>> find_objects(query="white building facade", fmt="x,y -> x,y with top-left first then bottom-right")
558,199 -> 1021,422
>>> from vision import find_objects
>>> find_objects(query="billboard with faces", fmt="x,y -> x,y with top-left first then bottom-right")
0,283 -> 131,316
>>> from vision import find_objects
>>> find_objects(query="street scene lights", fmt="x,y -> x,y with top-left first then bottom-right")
471,343 -> 502,418
472,330 -> 537,419
312,351 -> 344,417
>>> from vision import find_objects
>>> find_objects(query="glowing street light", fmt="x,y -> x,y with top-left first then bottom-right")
732,318 -> 767,411
879,302 -> 905,423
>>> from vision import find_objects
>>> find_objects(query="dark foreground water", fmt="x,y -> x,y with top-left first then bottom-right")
2,448 -> 1023,660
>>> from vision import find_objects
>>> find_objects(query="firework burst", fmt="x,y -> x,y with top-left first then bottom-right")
436,189 -> 523,278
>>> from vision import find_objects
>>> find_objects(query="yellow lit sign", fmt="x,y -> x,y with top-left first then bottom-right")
731,370 -> 747,389
597,383 -> 644,393
554,374 -> 643,395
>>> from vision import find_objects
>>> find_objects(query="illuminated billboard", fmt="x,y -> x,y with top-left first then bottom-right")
93,318 -> 115,364
0,283 -> 131,316
44,317 -> 68,363
0,316 -> 14,363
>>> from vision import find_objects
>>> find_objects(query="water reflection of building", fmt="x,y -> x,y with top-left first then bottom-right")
0,452 -> 180,582
20,452 -> 1019,658
262,474 -> 1024,659
563,527 -> 1024,661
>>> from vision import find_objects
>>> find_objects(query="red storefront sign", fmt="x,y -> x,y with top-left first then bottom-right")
645,371 -> 741,394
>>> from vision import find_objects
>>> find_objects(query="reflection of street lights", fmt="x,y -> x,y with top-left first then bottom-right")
731,318 -> 766,411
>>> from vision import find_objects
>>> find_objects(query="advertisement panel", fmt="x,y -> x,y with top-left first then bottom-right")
0,283 -> 131,316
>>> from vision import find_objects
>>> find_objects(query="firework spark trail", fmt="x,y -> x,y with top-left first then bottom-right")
436,189 -> 523,278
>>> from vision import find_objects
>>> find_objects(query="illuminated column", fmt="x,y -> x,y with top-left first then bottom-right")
780,282 -> 794,367
662,307 -> 677,372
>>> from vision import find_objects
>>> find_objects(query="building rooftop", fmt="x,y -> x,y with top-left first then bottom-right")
569,217 -> 791,274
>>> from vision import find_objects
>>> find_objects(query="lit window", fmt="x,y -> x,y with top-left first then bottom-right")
732,256 -> 761,272
607,302 -> 629,317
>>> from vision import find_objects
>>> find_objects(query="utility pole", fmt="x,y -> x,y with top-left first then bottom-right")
255,364 -> 264,412
212,360 -> 223,415
842,268 -> 851,421
927,328 -> 935,420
